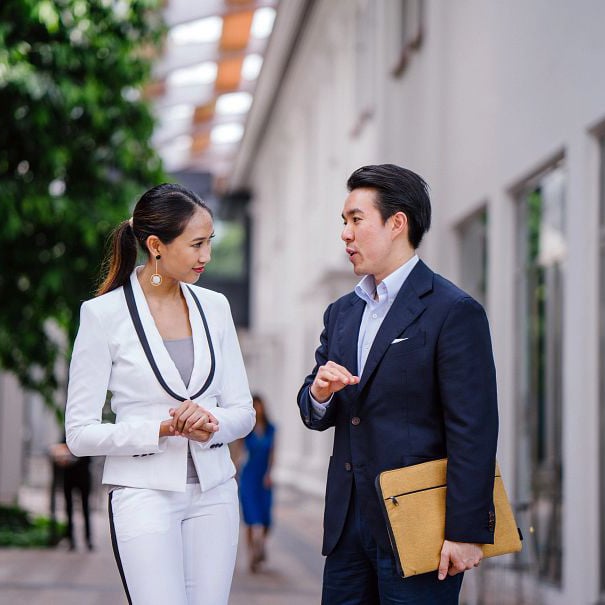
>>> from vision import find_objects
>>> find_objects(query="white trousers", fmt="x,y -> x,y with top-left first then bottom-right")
108,479 -> 239,605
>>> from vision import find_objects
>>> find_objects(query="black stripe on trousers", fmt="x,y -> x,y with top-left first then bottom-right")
108,492 -> 133,605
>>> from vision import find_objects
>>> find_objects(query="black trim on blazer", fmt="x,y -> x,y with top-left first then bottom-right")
108,492 -> 133,604
123,280 -> 216,402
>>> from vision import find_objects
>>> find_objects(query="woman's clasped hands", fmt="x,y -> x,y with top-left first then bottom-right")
160,400 -> 219,442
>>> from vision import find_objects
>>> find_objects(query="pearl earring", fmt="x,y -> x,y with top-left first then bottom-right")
151,254 -> 162,286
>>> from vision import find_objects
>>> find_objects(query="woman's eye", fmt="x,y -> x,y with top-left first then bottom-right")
193,234 -> 215,248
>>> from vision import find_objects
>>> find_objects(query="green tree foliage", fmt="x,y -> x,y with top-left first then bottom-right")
0,0 -> 165,419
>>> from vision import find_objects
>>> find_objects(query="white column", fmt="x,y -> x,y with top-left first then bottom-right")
560,133 -> 601,604
0,373 -> 25,503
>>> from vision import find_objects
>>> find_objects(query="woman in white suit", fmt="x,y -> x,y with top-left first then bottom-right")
65,183 -> 255,605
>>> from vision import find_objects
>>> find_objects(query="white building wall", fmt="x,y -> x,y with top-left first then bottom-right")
0,373 -> 25,503
237,0 -> 605,601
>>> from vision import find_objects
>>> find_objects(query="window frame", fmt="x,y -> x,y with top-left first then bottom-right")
391,0 -> 424,78
513,160 -> 566,587
456,205 -> 488,307
598,134 -> 605,594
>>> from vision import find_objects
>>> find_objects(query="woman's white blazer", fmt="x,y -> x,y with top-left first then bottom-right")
65,269 -> 255,492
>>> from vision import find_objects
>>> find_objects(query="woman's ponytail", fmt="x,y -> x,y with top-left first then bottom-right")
96,220 -> 138,296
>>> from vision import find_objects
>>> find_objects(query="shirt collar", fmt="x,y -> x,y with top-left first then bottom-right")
355,255 -> 419,305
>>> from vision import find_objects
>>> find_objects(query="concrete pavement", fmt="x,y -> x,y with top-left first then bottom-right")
0,484 -> 323,605
0,482 -> 538,605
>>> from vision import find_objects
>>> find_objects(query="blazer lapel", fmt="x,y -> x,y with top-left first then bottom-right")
180,284 -> 212,397
336,294 -> 365,377
129,269 -> 189,397
357,261 -> 433,393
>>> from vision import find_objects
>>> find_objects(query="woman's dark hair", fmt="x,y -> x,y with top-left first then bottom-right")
96,183 -> 212,296
346,164 -> 431,249
252,393 -> 272,426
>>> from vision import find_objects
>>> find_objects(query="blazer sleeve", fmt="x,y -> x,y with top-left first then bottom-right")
195,296 -> 255,449
297,303 -> 339,431
65,301 -> 163,457
437,296 -> 499,544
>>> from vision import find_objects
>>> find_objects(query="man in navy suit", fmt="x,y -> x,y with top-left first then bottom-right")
297,164 -> 499,604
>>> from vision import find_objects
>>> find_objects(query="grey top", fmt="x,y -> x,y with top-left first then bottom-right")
163,337 -> 198,484
163,337 -> 194,387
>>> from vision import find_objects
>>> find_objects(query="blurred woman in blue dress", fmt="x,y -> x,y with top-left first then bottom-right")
238,394 -> 275,572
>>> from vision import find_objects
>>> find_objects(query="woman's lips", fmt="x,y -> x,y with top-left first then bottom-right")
193,267 -> 205,274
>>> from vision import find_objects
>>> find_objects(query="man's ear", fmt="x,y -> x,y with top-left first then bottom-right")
390,211 -> 408,239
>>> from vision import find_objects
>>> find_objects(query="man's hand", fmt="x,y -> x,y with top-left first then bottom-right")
310,361 -> 359,403
438,540 -> 483,580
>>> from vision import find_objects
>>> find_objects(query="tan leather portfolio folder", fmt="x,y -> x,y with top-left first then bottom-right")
376,458 -> 522,577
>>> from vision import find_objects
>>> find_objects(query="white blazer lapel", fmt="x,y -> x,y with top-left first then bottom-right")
181,283 -> 213,398
129,269 -> 188,398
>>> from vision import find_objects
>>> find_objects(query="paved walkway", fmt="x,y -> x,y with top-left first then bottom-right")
0,483 -> 535,605
0,484 -> 323,605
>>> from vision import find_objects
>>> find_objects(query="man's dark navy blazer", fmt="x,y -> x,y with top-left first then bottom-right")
297,259 -> 499,556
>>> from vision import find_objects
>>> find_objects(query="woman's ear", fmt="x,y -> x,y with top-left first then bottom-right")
145,235 -> 161,258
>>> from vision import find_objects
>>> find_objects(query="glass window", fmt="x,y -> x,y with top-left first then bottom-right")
201,194 -> 251,328
392,0 -> 424,78
353,0 -> 376,124
515,163 -> 566,586
457,207 -> 488,307
204,219 -> 246,280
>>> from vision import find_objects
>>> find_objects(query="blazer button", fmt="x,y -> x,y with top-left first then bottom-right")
351,417 -> 360,426
344,462 -> 352,471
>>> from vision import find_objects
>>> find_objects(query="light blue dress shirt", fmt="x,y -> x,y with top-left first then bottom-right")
310,255 -> 419,418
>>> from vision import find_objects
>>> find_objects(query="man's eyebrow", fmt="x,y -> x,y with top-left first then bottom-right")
341,208 -> 365,219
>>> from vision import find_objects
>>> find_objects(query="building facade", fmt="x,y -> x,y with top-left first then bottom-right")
233,0 -> 605,603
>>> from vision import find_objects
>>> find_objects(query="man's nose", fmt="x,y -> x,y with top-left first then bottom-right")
341,226 -> 352,242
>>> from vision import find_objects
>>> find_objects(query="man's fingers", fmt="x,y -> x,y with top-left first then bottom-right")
311,361 -> 360,403
324,371 -> 348,384
324,362 -> 359,384
320,369 -> 355,387
448,561 -> 465,576
438,549 -> 450,581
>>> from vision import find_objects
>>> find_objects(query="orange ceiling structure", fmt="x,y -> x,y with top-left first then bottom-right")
150,0 -> 279,188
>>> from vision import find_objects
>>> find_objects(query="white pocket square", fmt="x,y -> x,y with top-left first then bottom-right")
391,337 -> 409,344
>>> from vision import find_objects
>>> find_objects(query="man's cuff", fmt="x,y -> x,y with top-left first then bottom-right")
309,388 -> 333,419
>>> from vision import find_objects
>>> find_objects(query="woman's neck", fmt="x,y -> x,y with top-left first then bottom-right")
138,264 -> 181,302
